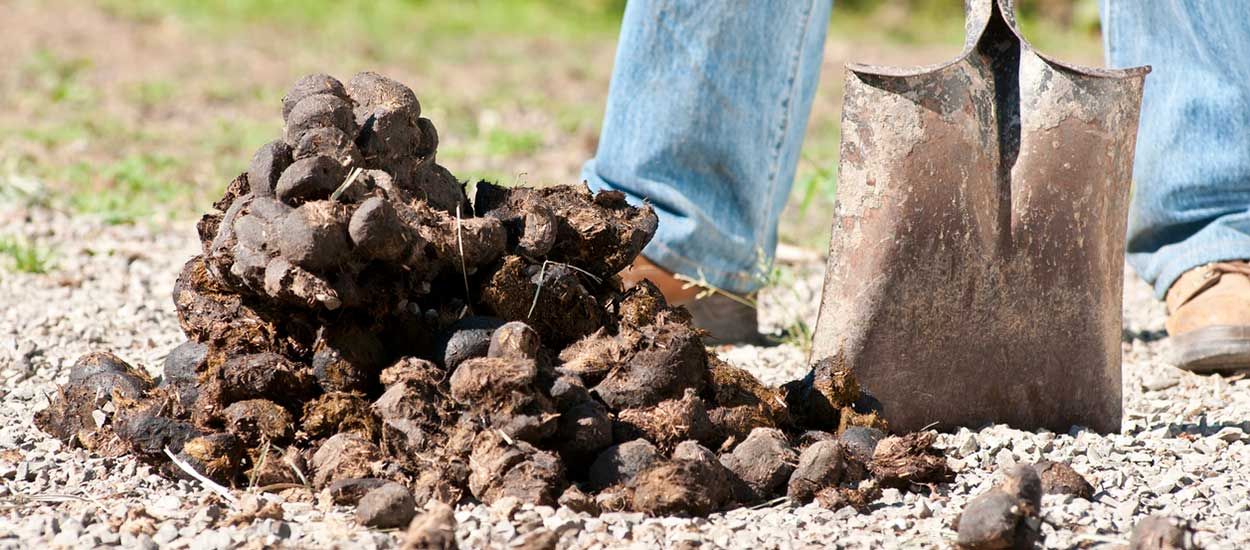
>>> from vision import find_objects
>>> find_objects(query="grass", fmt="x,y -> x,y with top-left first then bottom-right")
22,48 -> 96,105
484,129 -> 544,157
97,0 -> 625,61
125,79 -> 179,111
0,237 -> 54,274
64,154 -> 186,225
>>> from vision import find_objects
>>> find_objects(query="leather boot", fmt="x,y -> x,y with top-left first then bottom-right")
1165,261 -> 1250,373
621,256 -> 768,345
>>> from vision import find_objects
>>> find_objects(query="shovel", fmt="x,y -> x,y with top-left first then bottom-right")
809,0 -> 1149,434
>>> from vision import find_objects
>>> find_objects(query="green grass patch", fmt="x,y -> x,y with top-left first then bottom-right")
17,116 -> 137,151
125,79 -> 179,110
0,236 -> 54,274
484,128 -> 544,157
98,0 -> 625,62
21,48 -> 96,105
64,154 -> 187,224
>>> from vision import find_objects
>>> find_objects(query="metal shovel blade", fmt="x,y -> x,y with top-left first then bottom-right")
810,0 -> 1149,434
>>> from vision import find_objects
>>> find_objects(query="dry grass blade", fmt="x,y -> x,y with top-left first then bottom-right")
455,204 -> 471,302
330,167 -> 364,202
674,272 -> 755,308
526,261 -> 550,319
248,440 -> 271,489
528,260 -> 601,319
164,446 -> 238,507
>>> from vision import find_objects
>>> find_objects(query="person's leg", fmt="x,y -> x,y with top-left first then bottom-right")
582,0 -> 833,297
1102,0 -> 1250,296
1103,0 -> 1250,371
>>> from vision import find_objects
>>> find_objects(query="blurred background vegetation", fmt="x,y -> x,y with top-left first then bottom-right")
1,0 -> 1103,249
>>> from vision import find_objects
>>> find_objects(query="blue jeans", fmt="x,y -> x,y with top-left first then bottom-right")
1103,0 -> 1250,298
581,0 -> 831,294
585,0 -> 1250,297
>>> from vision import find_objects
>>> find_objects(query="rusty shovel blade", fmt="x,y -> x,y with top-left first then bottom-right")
810,0 -> 1149,434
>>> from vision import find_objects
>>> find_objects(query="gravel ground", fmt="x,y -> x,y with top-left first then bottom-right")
1,205 -> 1246,549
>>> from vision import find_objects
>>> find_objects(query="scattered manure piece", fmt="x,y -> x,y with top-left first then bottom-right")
1033,460 -> 1095,500
247,446 -> 301,486
554,399 -> 613,459
282,73 -> 348,121
787,440 -> 845,503
954,464 -> 1042,550
592,322 -> 706,409
613,280 -> 669,328
435,316 -> 504,370
718,428 -> 797,503
815,480 -> 881,514
248,141 -> 294,197
557,328 -> 639,385
707,405 -> 778,447
839,426 -> 884,463
115,408 -> 201,460
67,351 -> 154,400
474,182 -> 558,258
558,485 -> 600,516
869,431 -> 954,489
588,440 -> 659,490
1128,515 -> 1197,550
783,355 -> 860,431
311,433 -> 382,488
402,502 -> 458,550
356,482 -> 417,529
285,94 -> 357,148
614,389 -> 717,451
840,425 -> 885,482
533,185 -> 658,278
487,321 -> 541,361
162,341 -> 206,409
219,352 -> 315,407
837,395 -> 888,435
632,441 -> 733,516
797,430 -> 836,447
706,357 -> 788,425
449,356 -> 537,405
301,392 -> 382,442
275,200 -> 352,269
177,432 -> 245,485
378,357 -> 442,388
349,196 -> 411,262
467,432 -> 565,506
311,322 -> 388,394
222,399 -> 294,446
325,477 -> 391,505
294,127 -> 363,169
479,255 -> 605,347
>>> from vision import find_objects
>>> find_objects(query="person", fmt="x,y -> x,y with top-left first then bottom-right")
1102,0 -> 1250,374
582,0 -> 1250,374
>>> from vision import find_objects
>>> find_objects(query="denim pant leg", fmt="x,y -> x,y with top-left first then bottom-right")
1102,0 -> 1250,298
581,0 -> 832,295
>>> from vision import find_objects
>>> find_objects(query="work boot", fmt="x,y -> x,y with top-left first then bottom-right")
621,256 -> 769,345
1165,261 -> 1250,373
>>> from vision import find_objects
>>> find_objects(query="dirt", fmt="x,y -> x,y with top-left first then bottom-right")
32,72 -> 959,521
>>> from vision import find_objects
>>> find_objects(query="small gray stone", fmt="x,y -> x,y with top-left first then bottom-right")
355,482 -> 416,529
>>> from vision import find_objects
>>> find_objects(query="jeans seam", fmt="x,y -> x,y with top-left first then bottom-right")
758,0 -> 819,259
1151,244 -> 1250,299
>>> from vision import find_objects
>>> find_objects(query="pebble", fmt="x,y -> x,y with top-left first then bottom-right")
355,483 -> 416,529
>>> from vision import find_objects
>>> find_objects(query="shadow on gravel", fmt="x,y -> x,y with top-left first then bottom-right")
1121,328 -> 1168,343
